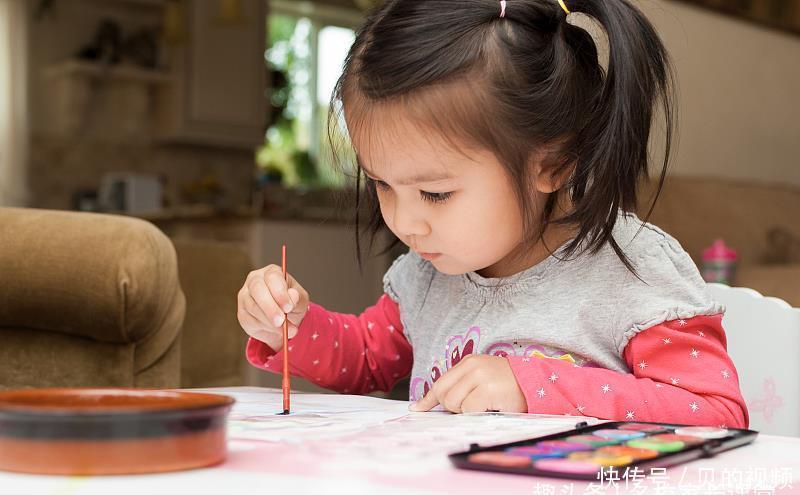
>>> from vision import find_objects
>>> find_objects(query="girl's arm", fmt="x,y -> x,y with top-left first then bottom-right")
246,294 -> 412,395
507,315 -> 749,428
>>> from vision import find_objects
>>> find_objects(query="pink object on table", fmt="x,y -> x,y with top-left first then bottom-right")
702,239 -> 738,285
703,239 -> 739,262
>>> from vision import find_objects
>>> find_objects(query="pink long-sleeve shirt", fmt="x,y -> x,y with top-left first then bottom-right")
247,213 -> 748,427
247,297 -> 747,427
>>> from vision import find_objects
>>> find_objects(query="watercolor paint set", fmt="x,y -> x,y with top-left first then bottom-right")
449,421 -> 758,480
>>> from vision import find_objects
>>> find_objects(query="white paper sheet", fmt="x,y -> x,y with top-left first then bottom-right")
194,387 -> 597,463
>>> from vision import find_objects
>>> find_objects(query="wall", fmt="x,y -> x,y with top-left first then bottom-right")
643,0 -> 800,186
29,136 -> 255,211
318,0 -> 800,187
26,0 -> 254,210
25,0 -> 800,210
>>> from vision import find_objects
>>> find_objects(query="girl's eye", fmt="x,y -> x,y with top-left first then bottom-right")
420,190 -> 453,204
367,176 -> 451,204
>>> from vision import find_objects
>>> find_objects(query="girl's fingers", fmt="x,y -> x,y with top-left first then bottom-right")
247,278 -> 280,325
286,286 -> 309,321
287,312 -> 305,328
237,286 -> 265,325
410,357 -> 477,412
460,387 -> 490,413
409,389 -> 440,412
410,372 -> 457,412
239,288 -> 271,328
238,265 -> 307,354
248,270 -> 286,327
287,275 -> 309,308
237,306 -> 269,337
250,328 -> 283,350
432,355 -> 473,394
441,376 -> 479,414
265,267 -> 294,314
241,265 -> 309,334
287,287 -> 300,306
237,305 -> 297,349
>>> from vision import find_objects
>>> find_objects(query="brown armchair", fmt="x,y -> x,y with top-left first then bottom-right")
0,208 -> 185,389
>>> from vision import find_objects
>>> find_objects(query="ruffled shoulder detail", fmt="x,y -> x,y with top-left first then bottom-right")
611,214 -> 725,354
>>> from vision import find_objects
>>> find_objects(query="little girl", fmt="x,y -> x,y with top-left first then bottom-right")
238,0 -> 748,427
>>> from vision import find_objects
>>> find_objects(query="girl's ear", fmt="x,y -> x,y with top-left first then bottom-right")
530,150 -> 576,194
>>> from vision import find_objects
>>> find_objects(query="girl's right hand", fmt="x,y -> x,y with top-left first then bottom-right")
237,265 -> 310,352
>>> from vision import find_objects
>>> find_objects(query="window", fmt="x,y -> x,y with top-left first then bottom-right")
259,0 -> 361,188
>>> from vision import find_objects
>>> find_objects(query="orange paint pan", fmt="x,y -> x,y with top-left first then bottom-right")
0,388 -> 235,475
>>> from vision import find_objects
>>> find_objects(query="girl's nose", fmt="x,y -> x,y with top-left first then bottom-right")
391,201 -> 431,238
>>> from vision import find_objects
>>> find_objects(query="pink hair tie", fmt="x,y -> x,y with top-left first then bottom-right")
500,0 -> 507,18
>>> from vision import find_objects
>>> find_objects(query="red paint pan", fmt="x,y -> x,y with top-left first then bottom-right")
0,388 -> 235,475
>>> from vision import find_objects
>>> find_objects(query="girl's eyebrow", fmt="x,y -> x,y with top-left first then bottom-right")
357,156 -> 455,185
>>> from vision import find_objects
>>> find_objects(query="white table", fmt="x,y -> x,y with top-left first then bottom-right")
1,387 -> 798,495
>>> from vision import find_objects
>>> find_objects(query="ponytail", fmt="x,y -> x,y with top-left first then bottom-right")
555,0 -> 675,270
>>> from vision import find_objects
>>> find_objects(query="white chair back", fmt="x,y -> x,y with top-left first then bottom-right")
708,283 -> 800,437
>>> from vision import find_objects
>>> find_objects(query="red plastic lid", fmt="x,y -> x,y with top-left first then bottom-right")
702,239 -> 738,262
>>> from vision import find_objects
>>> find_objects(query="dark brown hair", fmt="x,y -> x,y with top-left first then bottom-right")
329,0 -> 675,271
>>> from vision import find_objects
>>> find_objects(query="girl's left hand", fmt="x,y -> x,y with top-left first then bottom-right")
409,355 -> 527,413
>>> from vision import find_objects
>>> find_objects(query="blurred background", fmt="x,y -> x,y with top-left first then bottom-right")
0,0 -> 798,392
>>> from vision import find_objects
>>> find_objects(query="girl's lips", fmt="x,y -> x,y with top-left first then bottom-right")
417,252 -> 441,261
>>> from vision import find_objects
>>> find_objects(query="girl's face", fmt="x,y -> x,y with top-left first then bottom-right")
355,117 -> 545,278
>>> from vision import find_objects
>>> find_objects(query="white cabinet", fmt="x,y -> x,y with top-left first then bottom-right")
155,0 -> 267,148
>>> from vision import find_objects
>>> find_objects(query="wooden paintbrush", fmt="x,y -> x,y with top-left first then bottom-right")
281,244 -> 291,414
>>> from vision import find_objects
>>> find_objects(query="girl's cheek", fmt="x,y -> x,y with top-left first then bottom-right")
376,189 -> 391,209
377,194 -> 395,229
